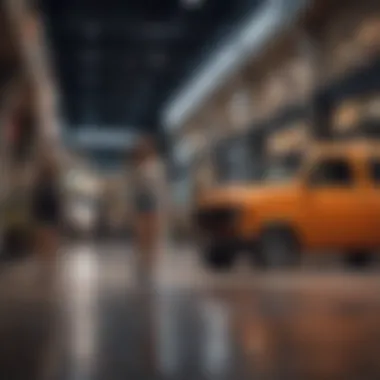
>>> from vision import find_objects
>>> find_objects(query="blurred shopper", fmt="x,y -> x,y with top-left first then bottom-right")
131,136 -> 166,284
130,137 -> 168,377
31,156 -> 62,277
1,167 -> 31,262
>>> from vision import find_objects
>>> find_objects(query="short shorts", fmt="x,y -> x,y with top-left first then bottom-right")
135,192 -> 157,213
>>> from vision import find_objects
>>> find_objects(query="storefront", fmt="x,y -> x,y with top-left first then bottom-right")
309,0 -> 380,138
219,26 -> 315,176
264,105 -> 309,177
197,50 -> 313,184
316,1 -> 380,81
316,57 -> 380,140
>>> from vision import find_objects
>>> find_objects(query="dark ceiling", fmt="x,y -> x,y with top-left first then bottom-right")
41,0 -> 263,134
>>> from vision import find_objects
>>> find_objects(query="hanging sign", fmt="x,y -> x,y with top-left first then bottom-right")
267,122 -> 308,155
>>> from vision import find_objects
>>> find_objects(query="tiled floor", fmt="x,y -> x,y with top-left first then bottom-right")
1,243 -> 380,379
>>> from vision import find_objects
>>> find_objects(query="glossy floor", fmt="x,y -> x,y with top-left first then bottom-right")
1,243 -> 380,380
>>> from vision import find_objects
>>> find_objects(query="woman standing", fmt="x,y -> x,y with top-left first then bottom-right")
131,136 -> 169,378
131,136 -> 166,285
31,157 -> 62,278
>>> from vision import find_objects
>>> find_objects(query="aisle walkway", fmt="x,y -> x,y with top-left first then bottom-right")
1,243 -> 380,379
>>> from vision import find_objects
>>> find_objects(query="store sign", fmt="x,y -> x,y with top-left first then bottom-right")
267,123 -> 308,154
332,93 -> 380,134
333,100 -> 363,133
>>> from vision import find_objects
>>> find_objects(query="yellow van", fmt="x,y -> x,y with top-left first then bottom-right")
195,141 -> 380,269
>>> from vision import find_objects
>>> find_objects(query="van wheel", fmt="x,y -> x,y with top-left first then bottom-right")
345,251 -> 372,269
258,227 -> 300,269
203,246 -> 235,271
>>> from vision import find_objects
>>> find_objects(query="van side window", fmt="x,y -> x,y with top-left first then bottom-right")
368,159 -> 380,183
308,158 -> 353,186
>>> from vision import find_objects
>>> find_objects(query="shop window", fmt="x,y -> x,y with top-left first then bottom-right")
308,159 -> 354,186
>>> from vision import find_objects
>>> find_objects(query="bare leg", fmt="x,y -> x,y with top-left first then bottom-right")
135,213 -> 158,287
35,227 -> 59,290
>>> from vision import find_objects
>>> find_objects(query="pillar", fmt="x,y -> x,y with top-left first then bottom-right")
5,0 -> 61,159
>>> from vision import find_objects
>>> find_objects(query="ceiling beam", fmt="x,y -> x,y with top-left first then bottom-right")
161,0 -> 309,132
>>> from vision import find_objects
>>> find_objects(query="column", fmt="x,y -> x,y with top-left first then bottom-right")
5,0 -> 61,158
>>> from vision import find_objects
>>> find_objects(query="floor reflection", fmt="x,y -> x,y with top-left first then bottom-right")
62,245 -> 100,380
1,244 -> 380,379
